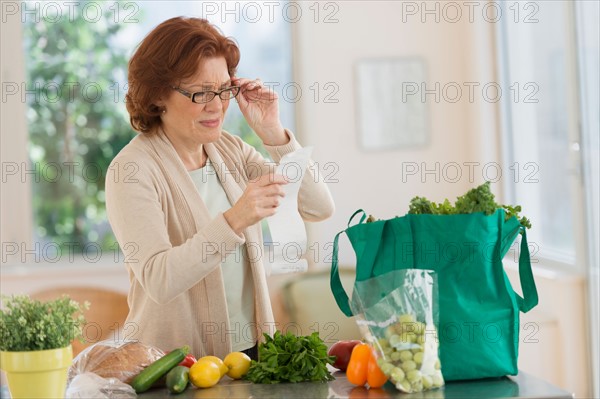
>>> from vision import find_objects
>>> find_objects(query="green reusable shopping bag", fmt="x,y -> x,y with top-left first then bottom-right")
330,209 -> 538,381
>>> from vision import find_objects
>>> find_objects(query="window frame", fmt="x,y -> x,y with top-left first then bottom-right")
1,15 -> 34,267
495,1 -> 589,273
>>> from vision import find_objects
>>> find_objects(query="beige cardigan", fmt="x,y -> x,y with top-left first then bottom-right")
105,128 -> 334,358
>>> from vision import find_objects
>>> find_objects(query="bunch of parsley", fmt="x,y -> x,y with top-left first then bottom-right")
244,331 -> 335,384
407,181 -> 532,229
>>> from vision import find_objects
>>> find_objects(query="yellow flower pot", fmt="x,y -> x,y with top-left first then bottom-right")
1,346 -> 73,399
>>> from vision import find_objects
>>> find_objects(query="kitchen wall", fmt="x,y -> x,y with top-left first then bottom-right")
505,266 -> 590,397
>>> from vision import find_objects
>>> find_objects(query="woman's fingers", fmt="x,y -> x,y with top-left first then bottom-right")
232,76 -> 255,87
233,77 -> 261,90
254,173 -> 287,187
229,172 -> 288,231
233,76 -> 276,104
250,182 -> 286,203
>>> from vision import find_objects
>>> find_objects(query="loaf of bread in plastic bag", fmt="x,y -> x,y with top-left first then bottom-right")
68,339 -> 164,384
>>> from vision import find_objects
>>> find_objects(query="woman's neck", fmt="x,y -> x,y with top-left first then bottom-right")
160,126 -> 207,171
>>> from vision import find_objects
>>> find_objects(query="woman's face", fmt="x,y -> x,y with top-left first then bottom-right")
159,57 -> 232,144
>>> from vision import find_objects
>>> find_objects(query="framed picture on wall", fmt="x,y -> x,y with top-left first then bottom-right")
355,58 -> 429,150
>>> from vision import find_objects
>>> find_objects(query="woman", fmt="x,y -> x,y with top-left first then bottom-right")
105,17 -> 335,360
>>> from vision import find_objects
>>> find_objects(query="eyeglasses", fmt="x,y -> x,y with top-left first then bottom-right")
172,86 -> 241,104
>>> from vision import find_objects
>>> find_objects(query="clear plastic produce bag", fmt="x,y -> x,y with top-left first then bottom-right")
66,372 -> 137,399
350,269 -> 444,393
68,339 -> 164,385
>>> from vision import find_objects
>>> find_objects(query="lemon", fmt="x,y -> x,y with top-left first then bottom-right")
189,358 -> 222,388
223,352 -> 251,380
200,355 -> 228,378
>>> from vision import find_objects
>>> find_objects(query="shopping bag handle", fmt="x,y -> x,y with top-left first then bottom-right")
515,226 -> 538,313
330,229 -> 353,317
330,211 -> 386,317
347,209 -> 367,227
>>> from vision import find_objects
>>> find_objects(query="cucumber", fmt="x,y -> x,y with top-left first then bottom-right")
166,366 -> 190,394
130,346 -> 190,393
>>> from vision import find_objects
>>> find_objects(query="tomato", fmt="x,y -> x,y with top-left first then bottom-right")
179,353 -> 197,368
167,350 -> 197,368
346,343 -> 370,386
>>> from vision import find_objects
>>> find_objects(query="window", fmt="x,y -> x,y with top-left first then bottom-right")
12,1 -> 293,265
499,4 -> 598,392
497,1 -> 584,265
575,2 -> 599,397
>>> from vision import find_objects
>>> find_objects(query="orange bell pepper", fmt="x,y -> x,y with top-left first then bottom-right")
346,343 -> 389,389
346,343 -> 370,385
367,351 -> 388,388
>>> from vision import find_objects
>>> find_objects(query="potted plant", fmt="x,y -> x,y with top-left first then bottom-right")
0,294 -> 88,399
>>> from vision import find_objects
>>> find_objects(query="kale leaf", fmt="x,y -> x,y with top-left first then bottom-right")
407,181 -> 532,229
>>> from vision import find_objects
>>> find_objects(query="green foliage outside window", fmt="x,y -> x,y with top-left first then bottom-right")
23,3 -> 133,253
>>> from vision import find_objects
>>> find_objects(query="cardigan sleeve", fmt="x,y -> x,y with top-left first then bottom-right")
105,151 -> 245,305
234,129 -> 335,222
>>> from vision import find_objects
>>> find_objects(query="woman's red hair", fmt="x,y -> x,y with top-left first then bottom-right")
125,17 -> 240,133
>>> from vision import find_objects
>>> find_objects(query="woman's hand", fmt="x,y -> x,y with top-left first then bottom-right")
224,173 -> 288,235
233,77 -> 289,146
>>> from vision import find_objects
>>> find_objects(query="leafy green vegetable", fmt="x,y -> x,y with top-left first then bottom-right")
407,182 -> 532,229
244,331 -> 335,384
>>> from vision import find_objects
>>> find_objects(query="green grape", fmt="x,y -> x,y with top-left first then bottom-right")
400,360 -> 417,372
377,312 -> 445,393
393,322 -> 404,334
422,374 -> 433,389
389,334 -> 401,347
413,351 -> 424,365
399,333 -> 408,344
399,321 -> 412,334
384,326 -> 396,339
414,322 -> 426,335
411,379 -> 424,392
377,337 -> 390,348
398,314 -> 416,324
402,321 -> 425,335
399,350 -> 413,362
432,372 -> 444,388
406,370 -> 422,383
391,367 -> 405,382
396,380 -> 412,392
401,332 -> 417,343
380,362 -> 395,376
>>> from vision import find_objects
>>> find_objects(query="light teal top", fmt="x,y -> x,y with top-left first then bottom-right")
188,159 -> 257,351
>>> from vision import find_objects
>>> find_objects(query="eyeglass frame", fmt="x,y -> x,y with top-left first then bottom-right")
171,85 -> 241,104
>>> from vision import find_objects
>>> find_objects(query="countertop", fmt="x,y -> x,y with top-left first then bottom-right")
0,370 -> 574,398
138,370 -> 574,399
